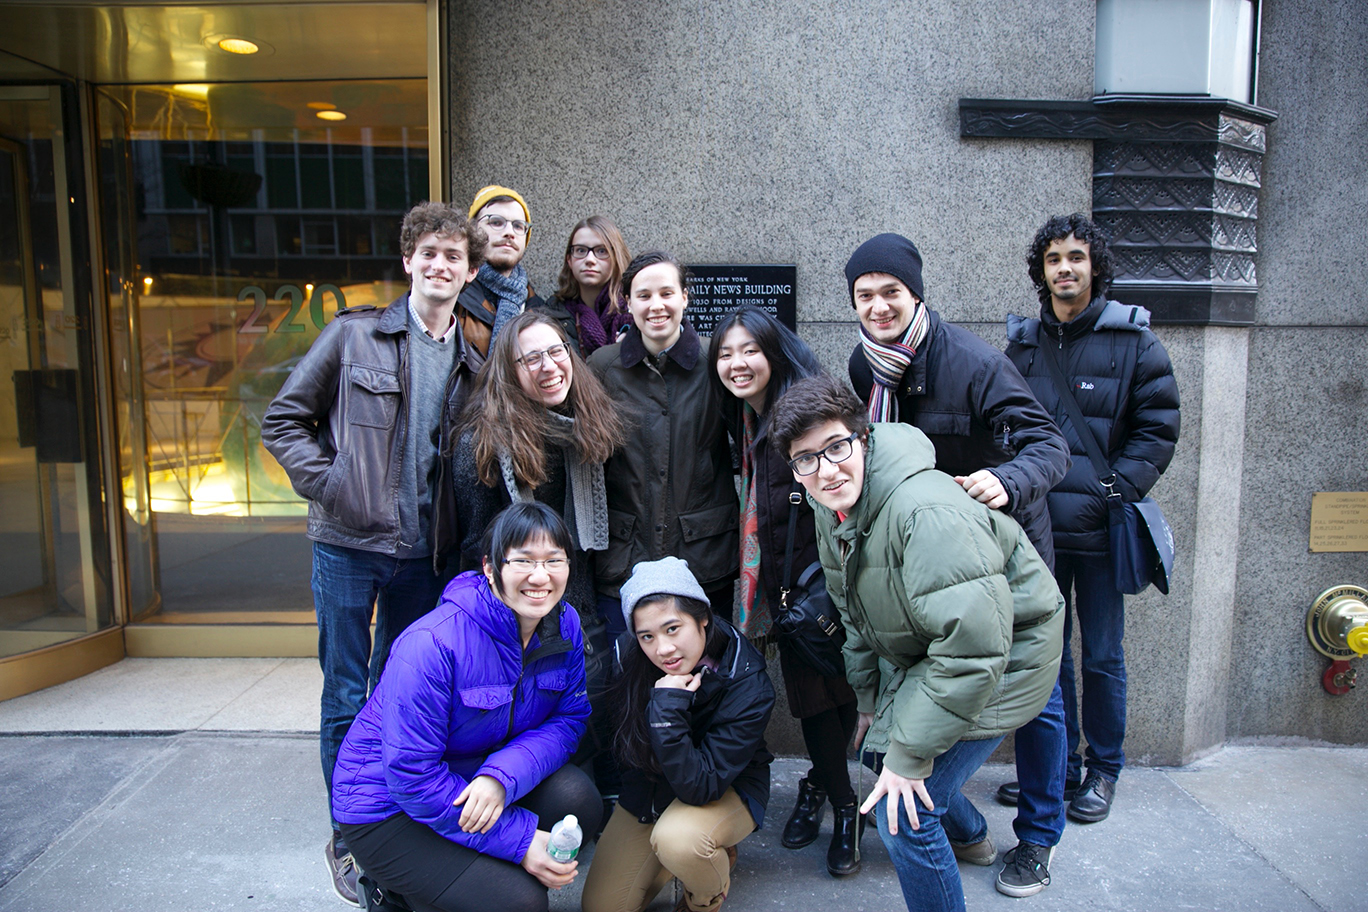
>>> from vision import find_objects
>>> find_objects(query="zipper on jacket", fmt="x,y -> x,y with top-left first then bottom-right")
506,665 -> 524,742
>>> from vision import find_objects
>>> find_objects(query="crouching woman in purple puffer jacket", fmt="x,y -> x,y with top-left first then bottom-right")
331,502 -> 602,912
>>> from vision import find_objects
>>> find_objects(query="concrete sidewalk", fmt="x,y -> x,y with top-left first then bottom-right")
0,659 -> 1362,912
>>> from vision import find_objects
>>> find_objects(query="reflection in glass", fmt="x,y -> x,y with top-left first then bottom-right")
98,79 -> 428,621
0,87 -> 113,658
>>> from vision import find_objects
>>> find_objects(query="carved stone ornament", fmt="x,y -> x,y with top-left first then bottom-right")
960,95 -> 1277,325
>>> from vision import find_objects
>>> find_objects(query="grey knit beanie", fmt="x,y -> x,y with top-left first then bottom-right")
619,557 -> 709,630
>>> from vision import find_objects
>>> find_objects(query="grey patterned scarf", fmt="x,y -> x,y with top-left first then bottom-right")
478,263 -> 529,343
497,411 -> 608,552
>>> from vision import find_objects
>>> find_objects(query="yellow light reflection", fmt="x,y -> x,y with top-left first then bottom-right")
217,37 -> 260,55
145,462 -> 245,516
172,84 -> 211,100
316,110 -> 347,121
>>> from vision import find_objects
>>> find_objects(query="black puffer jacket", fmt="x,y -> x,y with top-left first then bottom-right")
588,322 -> 739,591
1006,297 -> 1180,555
849,309 -> 1069,568
262,296 -> 479,569
614,620 -> 775,827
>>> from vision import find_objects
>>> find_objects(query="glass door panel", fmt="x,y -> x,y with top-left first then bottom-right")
0,86 -> 113,658
97,80 -> 428,622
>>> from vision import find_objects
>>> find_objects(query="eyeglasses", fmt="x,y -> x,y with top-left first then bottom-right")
515,343 -> 571,371
788,432 -> 860,476
570,244 -> 610,261
480,214 -> 529,235
504,557 -> 570,572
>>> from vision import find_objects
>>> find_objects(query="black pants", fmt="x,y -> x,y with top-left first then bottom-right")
341,764 -> 602,912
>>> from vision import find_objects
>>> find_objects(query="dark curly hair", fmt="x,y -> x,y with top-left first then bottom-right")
1027,213 -> 1114,308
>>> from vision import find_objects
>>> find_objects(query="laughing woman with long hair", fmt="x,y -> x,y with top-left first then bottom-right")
452,310 -> 624,618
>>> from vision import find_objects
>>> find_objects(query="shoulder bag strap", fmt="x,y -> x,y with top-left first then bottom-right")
779,483 -> 803,609
1036,328 -> 1121,502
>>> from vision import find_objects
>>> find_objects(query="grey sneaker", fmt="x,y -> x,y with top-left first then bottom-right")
951,830 -> 997,866
326,836 -> 361,907
996,842 -> 1053,897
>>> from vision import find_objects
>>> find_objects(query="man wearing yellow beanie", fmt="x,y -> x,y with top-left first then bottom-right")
458,185 -> 570,358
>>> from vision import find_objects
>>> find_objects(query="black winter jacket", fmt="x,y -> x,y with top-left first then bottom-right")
1005,297 -> 1180,555
614,620 -> 775,827
588,322 -> 740,591
262,295 -> 479,568
849,309 -> 1070,568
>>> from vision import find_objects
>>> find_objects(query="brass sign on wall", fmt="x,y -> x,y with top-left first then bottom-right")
1309,492 -> 1368,553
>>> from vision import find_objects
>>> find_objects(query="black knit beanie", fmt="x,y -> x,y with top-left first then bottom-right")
844,233 -> 925,306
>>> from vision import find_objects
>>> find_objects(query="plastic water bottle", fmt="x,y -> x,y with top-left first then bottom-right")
547,814 -> 582,862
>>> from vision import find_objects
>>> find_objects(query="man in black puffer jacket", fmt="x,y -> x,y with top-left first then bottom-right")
1002,213 -> 1180,833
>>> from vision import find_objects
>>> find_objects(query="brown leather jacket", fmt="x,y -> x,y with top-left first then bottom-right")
262,295 -> 480,568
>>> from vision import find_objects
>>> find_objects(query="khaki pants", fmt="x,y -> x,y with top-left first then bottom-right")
582,789 -> 754,912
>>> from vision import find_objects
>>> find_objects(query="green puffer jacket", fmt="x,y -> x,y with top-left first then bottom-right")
811,423 -> 1064,780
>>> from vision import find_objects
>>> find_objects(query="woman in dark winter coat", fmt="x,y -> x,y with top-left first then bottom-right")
331,502 -> 603,912
542,216 -> 635,354
708,306 -> 863,876
587,252 -> 740,637
581,557 -> 775,912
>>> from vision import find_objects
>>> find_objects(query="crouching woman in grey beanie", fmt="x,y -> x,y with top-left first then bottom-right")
581,557 -> 775,912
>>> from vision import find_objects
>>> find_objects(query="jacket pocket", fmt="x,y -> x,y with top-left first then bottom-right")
599,508 -> 638,582
679,503 -> 737,543
916,409 -> 971,439
348,365 -> 401,429
534,668 -> 570,694
319,452 -> 350,516
677,503 -> 740,583
458,684 -> 514,711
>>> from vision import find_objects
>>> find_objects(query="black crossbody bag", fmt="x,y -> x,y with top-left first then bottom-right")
774,485 -> 847,677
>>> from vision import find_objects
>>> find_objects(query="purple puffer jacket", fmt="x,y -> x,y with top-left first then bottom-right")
331,571 -> 590,863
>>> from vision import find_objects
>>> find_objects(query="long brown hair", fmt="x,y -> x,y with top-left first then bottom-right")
554,215 -> 631,315
462,311 -> 624,488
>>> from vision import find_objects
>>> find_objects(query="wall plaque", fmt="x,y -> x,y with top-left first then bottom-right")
683,264 -> 797,335
1309,492 -> 1368,553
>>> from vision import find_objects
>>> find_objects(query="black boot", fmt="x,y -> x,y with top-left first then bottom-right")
781,776 -> 827,849
826,802 -> 862,876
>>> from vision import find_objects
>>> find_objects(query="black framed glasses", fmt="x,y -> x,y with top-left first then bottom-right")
515,343 -> 571,371
570,244 -> 610,261
480,214 -> 530,235
788,432 -> 860,476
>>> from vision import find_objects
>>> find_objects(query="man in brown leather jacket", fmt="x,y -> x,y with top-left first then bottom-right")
262,201 -> 485,906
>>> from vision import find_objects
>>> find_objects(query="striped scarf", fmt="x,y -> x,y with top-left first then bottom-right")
859,302 -> 929,422
736,405 -> 770,640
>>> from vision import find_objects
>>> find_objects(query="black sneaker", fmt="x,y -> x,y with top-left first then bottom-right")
995,842 -> 1053,898
326,835 -> 361,907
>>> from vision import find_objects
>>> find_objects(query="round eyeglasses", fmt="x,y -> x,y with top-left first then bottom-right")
480,214 -> 529,235
515,343 -> 571,371
788,432 -> 860,476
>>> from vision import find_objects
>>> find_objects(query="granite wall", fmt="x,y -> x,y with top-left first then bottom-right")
1221,0 -> 1368,746
446,0 -> 1368,759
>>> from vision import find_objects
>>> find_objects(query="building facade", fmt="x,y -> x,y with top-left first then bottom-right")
0,0 -> 1363,761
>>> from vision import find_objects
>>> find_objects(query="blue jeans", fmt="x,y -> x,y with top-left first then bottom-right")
1056,551 -> 1127,782
1009,679 -> 1067,847
313,542 -> 448,828
875,735 -> 1004,912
